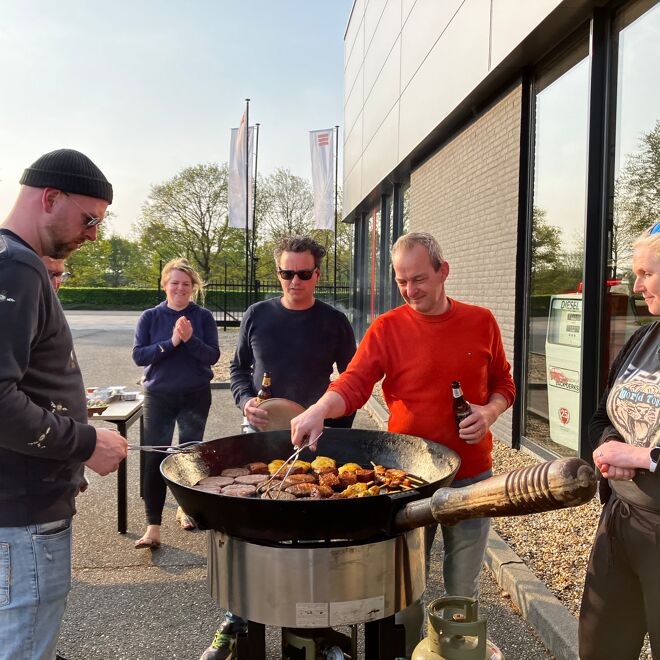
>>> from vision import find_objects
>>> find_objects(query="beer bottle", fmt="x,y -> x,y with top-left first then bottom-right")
452,380 -> 472,429
256,372 -> 272,404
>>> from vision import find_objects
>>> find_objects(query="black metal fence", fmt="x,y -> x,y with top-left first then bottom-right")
204,280 -> 351,330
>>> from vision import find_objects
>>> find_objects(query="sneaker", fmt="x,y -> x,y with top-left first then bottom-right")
199,616 -> 248,660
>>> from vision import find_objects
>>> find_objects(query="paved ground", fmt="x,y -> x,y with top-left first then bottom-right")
56,311 -> 551,659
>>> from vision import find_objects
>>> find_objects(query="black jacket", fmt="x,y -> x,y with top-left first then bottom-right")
0,230 -> 96,526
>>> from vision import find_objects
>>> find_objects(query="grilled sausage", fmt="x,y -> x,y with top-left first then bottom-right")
246,462 -> 269,475
310,484 -> 334,499
281,474 -> 317,489
319,472 -> 341,490
260,490 -> 296,500
313,466 -> 339,476
355,469 -> 375,483
285,483 -> 333,498
221,467 -> 250,478
338,471 -> 357,487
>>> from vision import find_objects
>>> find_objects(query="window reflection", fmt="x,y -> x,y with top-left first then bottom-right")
525,51 -> 589,457
606,1 -> 660,367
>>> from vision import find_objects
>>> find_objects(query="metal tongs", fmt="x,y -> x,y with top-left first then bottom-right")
127,441 -> 200,454
261,431 -> 323,499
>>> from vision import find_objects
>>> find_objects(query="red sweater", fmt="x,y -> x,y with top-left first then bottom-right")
328,300 -> 516,479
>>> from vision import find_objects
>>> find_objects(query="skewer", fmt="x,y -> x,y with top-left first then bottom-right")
406,475 -> 425,484
262,431 -> 323,498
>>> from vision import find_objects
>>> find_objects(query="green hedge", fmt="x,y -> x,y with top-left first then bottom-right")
60,288 -> 257,311
59,288 -> 164,310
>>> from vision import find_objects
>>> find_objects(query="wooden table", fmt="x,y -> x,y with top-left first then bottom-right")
90,398 -> 144,534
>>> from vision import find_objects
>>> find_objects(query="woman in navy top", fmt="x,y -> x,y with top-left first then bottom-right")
132,258 -> 219,549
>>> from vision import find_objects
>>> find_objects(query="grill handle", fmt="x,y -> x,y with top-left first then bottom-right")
393,457 -> 596,532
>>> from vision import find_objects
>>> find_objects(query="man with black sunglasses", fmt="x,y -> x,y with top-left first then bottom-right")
201,236 -> 356,659
0,149 -> 128,660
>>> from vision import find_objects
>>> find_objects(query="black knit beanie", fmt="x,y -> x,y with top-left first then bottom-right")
19,148 -> 113,204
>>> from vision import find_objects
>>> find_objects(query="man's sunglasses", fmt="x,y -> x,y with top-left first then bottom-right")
277,268 -> 317,281
62,192 -> 104,228
649,221 -> 660,236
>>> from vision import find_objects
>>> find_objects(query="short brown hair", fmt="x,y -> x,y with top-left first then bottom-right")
160,258 -> 204,301
391,232 -> 444,271
273,235 -> 327,269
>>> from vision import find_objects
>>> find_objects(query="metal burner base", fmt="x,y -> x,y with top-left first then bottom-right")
208,529 -> 426,628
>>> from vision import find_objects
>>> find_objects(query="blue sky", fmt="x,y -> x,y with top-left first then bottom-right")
0,1 -> 353,236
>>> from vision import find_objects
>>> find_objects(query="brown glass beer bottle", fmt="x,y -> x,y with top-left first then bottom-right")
256,372 -> 272,404
452,380 -> 472,429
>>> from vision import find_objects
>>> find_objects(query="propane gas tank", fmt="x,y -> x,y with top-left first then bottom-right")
411,596 -> 503,660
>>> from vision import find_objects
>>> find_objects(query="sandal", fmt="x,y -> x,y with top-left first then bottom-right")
134,536 -> 161,550
176,506 -> 196,530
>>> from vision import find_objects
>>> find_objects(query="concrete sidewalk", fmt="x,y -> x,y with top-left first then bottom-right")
56,316 -> 552,659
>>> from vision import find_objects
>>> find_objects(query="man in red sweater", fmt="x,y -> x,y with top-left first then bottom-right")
291,231 -> 515,650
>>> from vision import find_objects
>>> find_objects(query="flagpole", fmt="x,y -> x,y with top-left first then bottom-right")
333,125 -> 339,305
244,98 -> 250,311
250,123 -> 260,304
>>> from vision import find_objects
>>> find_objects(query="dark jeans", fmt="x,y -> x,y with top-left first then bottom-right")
579,495 -> 660,659
142,388 -> 212,525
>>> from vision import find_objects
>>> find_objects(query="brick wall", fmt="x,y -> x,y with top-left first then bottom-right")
409,84 -> 522,446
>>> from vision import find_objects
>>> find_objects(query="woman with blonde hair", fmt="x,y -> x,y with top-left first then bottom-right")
132,258 -> 219,549
579,222 -> 660,658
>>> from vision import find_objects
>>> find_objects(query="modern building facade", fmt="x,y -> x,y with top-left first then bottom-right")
343,0 -> 659,459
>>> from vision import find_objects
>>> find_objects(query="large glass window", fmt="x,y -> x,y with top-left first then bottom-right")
524,46 -> 590,457
604,0 -> 660,368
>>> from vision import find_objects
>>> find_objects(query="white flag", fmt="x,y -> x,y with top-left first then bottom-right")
228,114 -> 254,230
309,129 -> 335,230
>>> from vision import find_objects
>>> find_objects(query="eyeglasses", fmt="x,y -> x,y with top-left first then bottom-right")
62,192 -> 104,228
277,268 -> 317,281
649,222 -> 660,236
50,271 -> 71,283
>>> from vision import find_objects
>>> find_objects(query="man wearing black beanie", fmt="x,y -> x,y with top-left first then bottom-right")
0,149 -> 128,660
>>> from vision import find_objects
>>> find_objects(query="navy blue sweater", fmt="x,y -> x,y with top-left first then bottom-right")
132,301 -> 220,394
230,297 -> 356,412
0,230 -> 95,526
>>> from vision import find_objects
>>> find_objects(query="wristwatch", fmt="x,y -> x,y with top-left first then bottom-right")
649,446 -> 660,473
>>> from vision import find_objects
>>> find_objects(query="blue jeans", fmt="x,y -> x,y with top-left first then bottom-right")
396,469 -> 492,656
0,518 -> 72,660
439,469 -> 492,598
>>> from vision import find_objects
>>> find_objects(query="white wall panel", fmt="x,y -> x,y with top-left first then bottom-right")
345,67 -> 364,137
343,159 -> 363,218
402,0 -> 416,24
344,110 -> 364,176
364,0 -> 389,50
345,0 -> 365,64
361,105 -> 400,198
400,0 -> 464,89
364,0 -> 402,95
345,16 -> 364,101
363,37 -> 401,146
490,0 -> 563,69
399,0 -> 490,159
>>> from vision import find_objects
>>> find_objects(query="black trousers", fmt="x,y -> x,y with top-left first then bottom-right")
142,388 -> 212,525
579,495 -> 660,660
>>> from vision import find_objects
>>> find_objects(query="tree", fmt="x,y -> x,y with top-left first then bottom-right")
65,225 -> 112,286
135,163 -> 238,281
612,120 -> 660,274
530,206 -> 562,276
258,168 -> 315,239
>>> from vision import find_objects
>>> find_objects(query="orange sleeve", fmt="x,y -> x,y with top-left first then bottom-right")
327,318 -> 387,415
